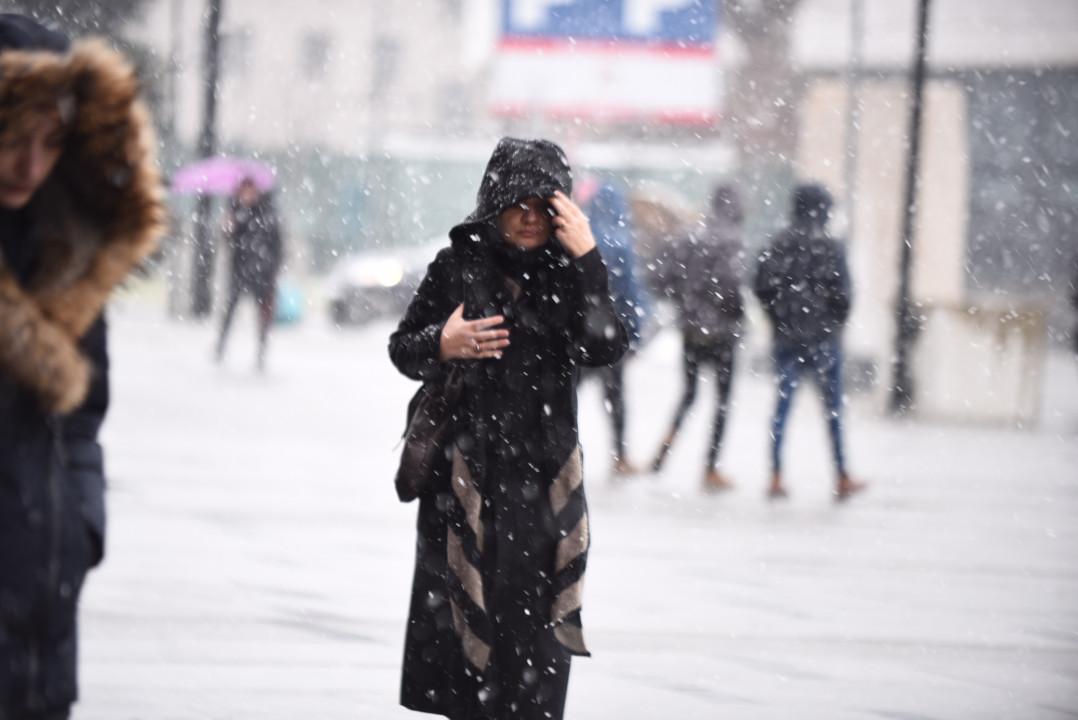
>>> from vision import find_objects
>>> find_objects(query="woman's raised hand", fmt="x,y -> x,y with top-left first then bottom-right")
439,304 -> 510,361
549,190 -> 597,259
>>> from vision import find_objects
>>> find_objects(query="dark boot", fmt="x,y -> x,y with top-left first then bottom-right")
650,431 -> 675,472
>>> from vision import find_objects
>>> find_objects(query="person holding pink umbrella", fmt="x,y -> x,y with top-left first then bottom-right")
214,177 -> 284,371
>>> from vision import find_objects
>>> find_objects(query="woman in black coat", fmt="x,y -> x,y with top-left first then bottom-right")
389,138 -> 628,720
0,14 -> 163,718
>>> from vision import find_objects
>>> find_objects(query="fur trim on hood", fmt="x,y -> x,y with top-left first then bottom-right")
0,39 -> 165,413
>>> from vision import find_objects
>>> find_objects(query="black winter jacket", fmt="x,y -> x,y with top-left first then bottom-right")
669,218 -> 745,346
227,196 -> 283,294
754,225 -> 852,347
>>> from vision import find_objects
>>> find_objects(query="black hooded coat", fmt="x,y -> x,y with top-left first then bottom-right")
389,138 -> 628,719
754,184 -> 852,347
0,15 -> 163,715
226,193 -> 282,299
668,186 -> 746,346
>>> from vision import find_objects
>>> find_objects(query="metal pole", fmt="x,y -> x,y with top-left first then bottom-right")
165,0 -> 184,318
162,0 -> 182,170
191,0 -> 223,318
889,0 -> 932,415
842,0 -> 864,240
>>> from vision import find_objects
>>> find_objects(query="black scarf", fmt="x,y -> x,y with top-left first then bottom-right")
483,238 -> 566,473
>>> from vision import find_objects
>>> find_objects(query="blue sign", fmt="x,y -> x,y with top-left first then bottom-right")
502,0 -> 718,45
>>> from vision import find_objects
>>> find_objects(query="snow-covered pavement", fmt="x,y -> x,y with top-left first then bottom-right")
76,299 -> 1078,719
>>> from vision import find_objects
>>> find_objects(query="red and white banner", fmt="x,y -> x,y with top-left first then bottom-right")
490,0 -> 721,127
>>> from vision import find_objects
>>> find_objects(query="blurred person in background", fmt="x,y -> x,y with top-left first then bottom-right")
754,183 -> 865,501
0,14 -> 163,718
650,185 -> 745,491
389,137 -> 627,720
214,177 -> 283,372
585,183 -> 650,476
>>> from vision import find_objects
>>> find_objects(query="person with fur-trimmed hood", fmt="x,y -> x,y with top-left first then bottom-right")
0,14 -> 163,718
389,138 -> 628,719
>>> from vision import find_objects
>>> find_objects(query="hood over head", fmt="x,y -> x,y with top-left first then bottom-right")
709,183 -> 743,225
463,137 -> 572,224
791,183 -> 833,226
0,16 -> 165,414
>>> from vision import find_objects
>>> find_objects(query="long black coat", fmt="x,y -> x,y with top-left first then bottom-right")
389,223 -> 628,718
227,197 -> 282,297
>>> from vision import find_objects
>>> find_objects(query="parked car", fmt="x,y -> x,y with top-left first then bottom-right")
326,240 -> 444,326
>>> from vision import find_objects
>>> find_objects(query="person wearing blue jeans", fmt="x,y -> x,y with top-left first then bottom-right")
771,339 -> 846,483
755,184 -> 865,501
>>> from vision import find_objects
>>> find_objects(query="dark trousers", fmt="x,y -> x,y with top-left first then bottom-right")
216,280 -> 275,367
1,516 -> 90,720
582,362 -> 629,460
770,338 -> 847,475
664,338 -> 736,470
0,618 -> 78,720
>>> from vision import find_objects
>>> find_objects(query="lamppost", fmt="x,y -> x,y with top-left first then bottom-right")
889,0 -> 932,415
842,0 -> 864,242
191,0 -> 223,318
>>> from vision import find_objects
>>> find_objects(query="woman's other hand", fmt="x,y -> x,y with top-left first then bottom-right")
439,304 -> 510,361
549,191 -> 597,259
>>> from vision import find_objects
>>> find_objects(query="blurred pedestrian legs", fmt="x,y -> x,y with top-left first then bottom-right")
585,183 -> 651,476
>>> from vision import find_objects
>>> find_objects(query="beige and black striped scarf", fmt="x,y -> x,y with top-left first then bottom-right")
445,442 -> 590,673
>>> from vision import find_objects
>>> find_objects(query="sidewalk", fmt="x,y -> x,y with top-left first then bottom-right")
77,305 -> 1078,719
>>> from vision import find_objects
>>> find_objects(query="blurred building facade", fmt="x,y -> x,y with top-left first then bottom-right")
794,0 -> 1078,419
138,0 -> 733,268
137,0 -> 1074,422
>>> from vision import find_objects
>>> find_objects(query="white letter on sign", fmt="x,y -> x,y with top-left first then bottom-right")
624,0 -> 695,36
511,0 -> 576,30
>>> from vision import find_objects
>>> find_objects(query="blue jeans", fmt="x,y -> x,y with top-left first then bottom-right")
770,338 -> 847,476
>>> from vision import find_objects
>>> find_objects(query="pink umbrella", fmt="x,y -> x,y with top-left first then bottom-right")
171,156 -> 276,196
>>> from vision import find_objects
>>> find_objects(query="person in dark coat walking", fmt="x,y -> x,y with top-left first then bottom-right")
650,185 -> 746,491
214,177 -> 283,371
754,183 -> 865,501
585,183 -> 650,475
0,15 -> 163,718
389,137 -> 628,720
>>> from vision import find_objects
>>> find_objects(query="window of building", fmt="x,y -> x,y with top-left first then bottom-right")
301,31 -> 332,80
221,26 -> 253,80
